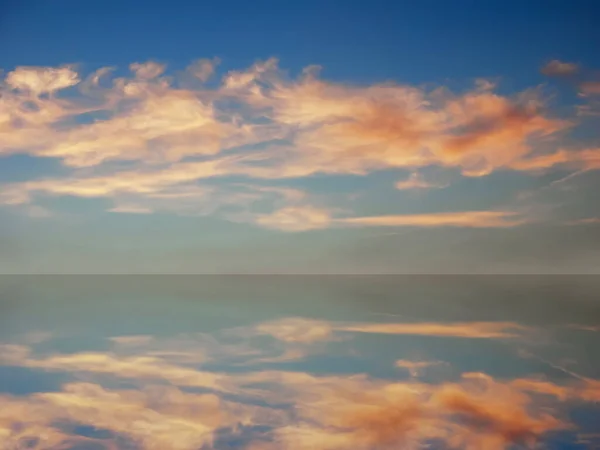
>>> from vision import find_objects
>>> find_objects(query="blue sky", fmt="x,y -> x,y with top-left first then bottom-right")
1,0 -> 599,273
2,0 -> 598,85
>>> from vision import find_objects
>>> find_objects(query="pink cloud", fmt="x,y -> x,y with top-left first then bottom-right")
541,60 -> 580,77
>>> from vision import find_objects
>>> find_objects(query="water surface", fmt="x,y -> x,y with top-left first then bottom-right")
1,276 -> 599,449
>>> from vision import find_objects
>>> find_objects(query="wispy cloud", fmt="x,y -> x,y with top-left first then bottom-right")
395,172 -> 449,190
249,318 -> 530,341
337,321 -> 528,338
395,359 -> 446,376
338,210 -> 528,229
254,205 -> 333,232
566,217 -> 600,226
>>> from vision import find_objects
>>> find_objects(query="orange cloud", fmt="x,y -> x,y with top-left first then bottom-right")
576,379 -> 600,402
270,370 -> 570,450
322,388 -> 431,449
510,147 -> 600,171
510,378 -> 571,401
338,210 -> 527,228
434,382 -> 563,449
337,321 -> 527,338
272,81 -> 565,177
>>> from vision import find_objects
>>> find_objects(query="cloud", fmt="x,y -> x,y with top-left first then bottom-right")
0,61 -> 266,168
337,321 -> 527,338
224,318 -> 341,364
566,324 -> 600,332
13,351 -> 225,391
510,147 -> 600,171
108,204 -> 153,214
541,60 -> 580,77
541,60 -> 600,117
242,66 -> 568,178
395,359 -> 445,376
3,327 -> 599,449
0,59 -> 577,178
338,210 -> 527,228
0,382 -> 278,450
577,379 -> 600,402
248,209 -> 528,232
186,58 -> 220,82
395,172 -> 448,190
254,317 -> 334,344
579,81 -> 600,96
284,385 -> 433,450
0,370 -> 574,450
251,317 -> 529,341
254,206 -> 332,231
1,167 -> 317,224
0,58 -> 597,229
129,61 -> 166,80
4,65 -> 80,94
567,217 -> 600,225
510,378 -> 570,400
432,376 -> 564,449
109,335 -> 154,346
270,371 -> 569,450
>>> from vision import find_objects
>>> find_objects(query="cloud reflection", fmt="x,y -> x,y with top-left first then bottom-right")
0,315 -> 599,449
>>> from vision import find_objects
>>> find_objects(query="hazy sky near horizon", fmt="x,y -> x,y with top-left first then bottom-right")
1,0 -> 600,273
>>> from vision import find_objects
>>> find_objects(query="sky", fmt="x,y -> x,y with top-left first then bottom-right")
1,0 -> 600,273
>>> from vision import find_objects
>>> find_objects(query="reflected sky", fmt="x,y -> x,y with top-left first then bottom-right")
1,276 -> 599,449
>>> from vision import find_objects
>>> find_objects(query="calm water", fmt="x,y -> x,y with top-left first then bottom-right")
0,276 -> 599,449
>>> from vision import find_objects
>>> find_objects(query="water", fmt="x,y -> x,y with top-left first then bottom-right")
0,276 -> 598,449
